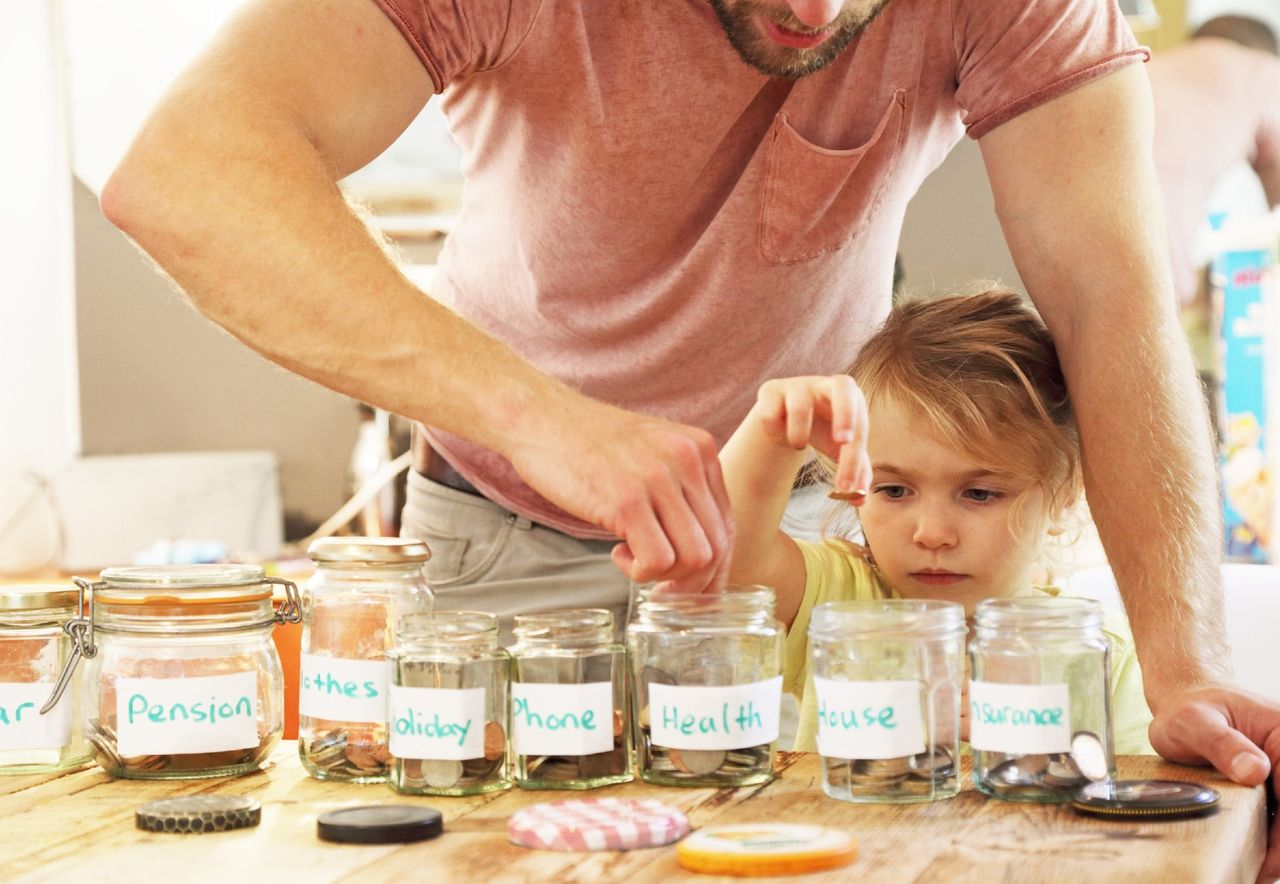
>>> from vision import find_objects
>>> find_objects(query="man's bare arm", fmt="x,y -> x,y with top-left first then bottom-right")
101,0 -> 732,590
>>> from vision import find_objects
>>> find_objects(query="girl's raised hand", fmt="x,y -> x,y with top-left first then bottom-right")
752,376 -> 871,495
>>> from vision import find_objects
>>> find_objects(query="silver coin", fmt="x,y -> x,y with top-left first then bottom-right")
1070,730 -> 1109,783
675,748 -> 726,775
422,759 -> 464,789
909,748 -> 955,780
990,758 -> 1038,787
1016,753 -> 1050,777
1041,756 -> 1086,788
87,731 -> 123,770
857,756 -> 912,777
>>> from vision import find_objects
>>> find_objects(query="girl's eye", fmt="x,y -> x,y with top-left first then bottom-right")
964,488 -> 1002,503
876,485 -> 907,500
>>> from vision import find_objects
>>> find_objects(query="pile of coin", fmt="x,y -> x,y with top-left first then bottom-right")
516,709 -> 628,785
302,728 -> 391,780
396,720 -> 508,793
86,719 -> 273,777
981,730 -> 1110,800
822,747 -> 957,799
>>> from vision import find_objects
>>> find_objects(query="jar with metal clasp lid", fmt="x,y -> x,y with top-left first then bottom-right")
969,596 -> 1115,802
299,536 -> 434,783
0,585 -> 91,773
43,565 -> 301,779
388,610 -> 510,796
627,586 -> 783,787
509,609 -> 631,789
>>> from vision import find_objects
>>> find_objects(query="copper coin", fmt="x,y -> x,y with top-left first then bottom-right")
345,745 -> 383,771
827,489 -> 867,504
484,721 -> 506,762
612,709 -> 624,739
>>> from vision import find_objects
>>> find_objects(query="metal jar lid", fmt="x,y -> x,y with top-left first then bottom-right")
306,536 -> 431,565
96,564 -> 272,606
0,584 -> 79,612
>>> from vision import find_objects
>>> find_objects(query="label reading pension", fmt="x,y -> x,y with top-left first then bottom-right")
511,681 -> 613,756
813,678 -> 925,760
116,672 -> 258,756
0,682 -> 72,751
388,685 -> 485,761
649,676 -> 782,751
298,653 -> 387,723
968,681 -> 1071,754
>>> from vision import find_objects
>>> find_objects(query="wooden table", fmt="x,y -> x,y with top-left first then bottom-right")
2,745 -> 1264,883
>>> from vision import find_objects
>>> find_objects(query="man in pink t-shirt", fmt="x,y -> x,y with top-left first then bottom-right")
100,0 -> 1280,866
1150,15 -> 1280,306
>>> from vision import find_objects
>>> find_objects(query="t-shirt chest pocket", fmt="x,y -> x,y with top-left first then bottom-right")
758,89 -> 906,265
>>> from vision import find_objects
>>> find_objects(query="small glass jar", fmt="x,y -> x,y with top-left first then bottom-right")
969,596 -> 1114,802
388,611 -> 510,796
627,587 -> 783,787
808,600 -> 966,803
509,609 -> 631,789
0,586 -> 91,773
299,537 -> 434,783
46,565 -> 300,780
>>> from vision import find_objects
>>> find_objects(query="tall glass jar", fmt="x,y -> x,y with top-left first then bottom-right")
969,596 -> 1114,802
509,609 -> 631,789
808,600 -> 966,803
0,586 -> 91,773
388,611 -> 510,796
627,587 -> 783,787
299,537 -> 434,783
46,566 -> 300,780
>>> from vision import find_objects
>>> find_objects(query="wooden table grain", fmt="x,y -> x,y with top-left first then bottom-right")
1,745 -> 1265,883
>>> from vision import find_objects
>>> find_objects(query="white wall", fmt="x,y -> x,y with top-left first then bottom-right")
0,2 -> 79,473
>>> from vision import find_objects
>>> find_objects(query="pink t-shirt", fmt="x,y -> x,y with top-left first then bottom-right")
374,0 -> 1143,538
1148,38 -> 1280,304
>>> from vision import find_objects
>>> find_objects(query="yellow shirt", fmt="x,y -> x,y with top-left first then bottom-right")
785,539 -> 1155,755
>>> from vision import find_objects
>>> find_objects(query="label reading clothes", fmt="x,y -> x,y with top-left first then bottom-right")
299,653 -> 387,723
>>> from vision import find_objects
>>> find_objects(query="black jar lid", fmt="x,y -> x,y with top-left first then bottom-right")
317,805 -> 444,844
1072,780 -> 1220,820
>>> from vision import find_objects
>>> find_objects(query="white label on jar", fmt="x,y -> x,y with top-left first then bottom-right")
648,676 -> 782,751
388,686 -> 485,761
0,682 -> 71,750
298,653 -> 387,723
116,672 -> 259,756
511,681 -> 613,756
813,678 -> 926,760
968,681 -> 1071,753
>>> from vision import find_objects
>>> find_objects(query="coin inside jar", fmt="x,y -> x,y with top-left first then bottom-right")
671,748 -> 727,776
422,759 -> 465,789
484,721 -> 506,762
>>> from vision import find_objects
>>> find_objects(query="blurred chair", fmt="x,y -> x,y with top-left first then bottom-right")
1063,563 -> 1280,701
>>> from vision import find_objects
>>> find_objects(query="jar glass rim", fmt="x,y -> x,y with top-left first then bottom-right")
100,564 -> 265,588
307,536 -> 431,565
809,599 -> 966,639
974,595 -> 1102,629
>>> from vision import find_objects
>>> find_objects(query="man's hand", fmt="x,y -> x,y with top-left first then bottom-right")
1148,684 -> 1280,879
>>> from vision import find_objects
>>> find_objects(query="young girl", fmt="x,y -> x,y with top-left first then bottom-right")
719,288 -> 1153,754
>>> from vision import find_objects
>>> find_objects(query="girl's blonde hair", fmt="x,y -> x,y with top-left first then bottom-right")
817,287 -> 1083,566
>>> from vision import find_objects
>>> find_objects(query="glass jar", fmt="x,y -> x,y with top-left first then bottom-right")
808,600 -> 966,803
298,536 -> 434,783
45,566 -> 300,780
509,609 -> 631,789
969,596 -> 1114,802
388,611 -> 510,796
627,587 -> 783,787
0,586 -> 91,773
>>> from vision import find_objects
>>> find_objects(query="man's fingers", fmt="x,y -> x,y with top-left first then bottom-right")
1150,701 -> 1271,783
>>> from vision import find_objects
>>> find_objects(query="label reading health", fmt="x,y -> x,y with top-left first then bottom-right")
813,678 -> 925,760
511,681 -> 613,756
968,681 -> 1071,754
389,685 -> 485,761
649,676 -> 782,751
298,653 -> 387,723
116,672 -> 258,756
0,682 -> 72,751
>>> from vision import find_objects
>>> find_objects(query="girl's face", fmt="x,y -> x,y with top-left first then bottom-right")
857,397 -> 1048,615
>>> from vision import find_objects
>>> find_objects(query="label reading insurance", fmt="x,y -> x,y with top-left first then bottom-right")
0,682 -> 71,750
649,676 -> 782,751
298,653 -> 386,723
813,678 -> 925,760
511,681 -> 613,756
389,686 -> 485,761
968,681 -> 1071,754
116,672 -> 258,756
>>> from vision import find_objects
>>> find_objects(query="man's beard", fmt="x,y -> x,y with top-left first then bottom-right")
707,0 -> 890,79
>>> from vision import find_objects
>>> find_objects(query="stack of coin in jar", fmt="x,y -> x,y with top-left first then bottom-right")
821,747 -> 956,800
983,731 -> 1109,798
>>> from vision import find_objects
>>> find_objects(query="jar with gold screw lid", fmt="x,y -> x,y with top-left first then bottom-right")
0,585 -> 91,773
299,536 -> 434,783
